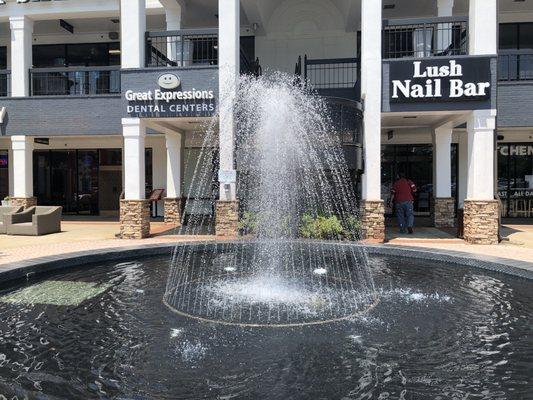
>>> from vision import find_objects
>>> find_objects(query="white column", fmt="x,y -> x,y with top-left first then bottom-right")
9,16 -> 33,97
433,123 -> 453,198
122,118 -> 146,200
469,0 -> 497,56
437,0 -> 454,17
11,136 -> 33,198
466,110 -> 496,200
458,132 -> 468,208
466,0 -> 497,201
437,0 -> 454,52
218,0 -> 240,201
120,0 -> 146,68
165,132 -> 182,198
361,0 -> 382,201
160,0 -> 182,63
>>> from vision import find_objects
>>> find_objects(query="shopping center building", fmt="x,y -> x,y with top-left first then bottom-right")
0,0 -> 531,244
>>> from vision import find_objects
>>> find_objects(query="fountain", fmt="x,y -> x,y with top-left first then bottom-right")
0,73 -> 531,399
163,73 -> 377,326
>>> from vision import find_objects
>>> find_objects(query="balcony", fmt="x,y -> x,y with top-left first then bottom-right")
383,16 -> 468,59
145,29 -> 218,68
30,66 -> 121,96
145,29 -> 261,77
295,56 -> 360,101
498,50 -> 533,81
0,70 -> 10,97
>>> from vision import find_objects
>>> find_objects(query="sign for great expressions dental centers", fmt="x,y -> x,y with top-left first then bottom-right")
389,57 -> 492,109
124,73 -> 216,118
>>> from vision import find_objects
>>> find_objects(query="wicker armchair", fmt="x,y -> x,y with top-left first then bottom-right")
5,206 -> 62,236
0,206 -> 23,234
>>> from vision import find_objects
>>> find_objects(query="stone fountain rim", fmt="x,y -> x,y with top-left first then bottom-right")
0,240 -> 532,286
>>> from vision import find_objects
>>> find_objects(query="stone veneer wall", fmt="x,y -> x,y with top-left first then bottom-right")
215,201 -> 239,237
10,197 -> 37,209
120,199 -> 150,239
360,200 -> 385,243
434,197 -> 455,228
463,200 -> 499,245
164,198 -> 182,225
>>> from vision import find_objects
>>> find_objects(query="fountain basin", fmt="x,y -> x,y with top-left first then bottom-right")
0,242 -> 531,399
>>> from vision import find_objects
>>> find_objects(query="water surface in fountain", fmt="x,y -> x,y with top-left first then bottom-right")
0,251 -> 531,399
165,74 -> 374,326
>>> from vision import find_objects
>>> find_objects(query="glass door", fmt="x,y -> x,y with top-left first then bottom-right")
77,150 -> 99,214
50,151 -> 77,213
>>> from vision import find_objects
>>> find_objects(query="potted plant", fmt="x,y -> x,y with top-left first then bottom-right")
1,196 -> 11,207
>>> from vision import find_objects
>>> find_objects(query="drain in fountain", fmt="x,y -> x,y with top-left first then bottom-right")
164,73 -> 376,326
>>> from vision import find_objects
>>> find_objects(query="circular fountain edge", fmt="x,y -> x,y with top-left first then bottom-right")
1,240 -> 532,287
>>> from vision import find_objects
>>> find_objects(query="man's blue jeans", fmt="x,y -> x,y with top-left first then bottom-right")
396,201 -> 414,232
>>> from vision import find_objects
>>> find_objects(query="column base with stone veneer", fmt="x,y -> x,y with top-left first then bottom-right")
10,197 -> 37,209
463,200 -> 499,245
120,199 -> 150,239
164,198 -> 182,226
434,197 -> 455,228
360,200 -> 385,243
215,200 -> 239,237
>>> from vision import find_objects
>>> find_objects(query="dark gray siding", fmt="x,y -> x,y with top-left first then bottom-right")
0,95 -> 122,136
497,82 -> 533,128
0,66 -> 219,137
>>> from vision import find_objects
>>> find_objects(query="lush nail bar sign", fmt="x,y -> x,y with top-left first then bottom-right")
388,57 -> 493,109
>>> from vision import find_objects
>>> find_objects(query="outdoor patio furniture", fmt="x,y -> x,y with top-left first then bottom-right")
0,206 -> 23,234
5,206 -> 63,236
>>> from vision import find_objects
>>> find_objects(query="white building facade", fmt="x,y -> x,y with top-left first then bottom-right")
0,0 -> 531,244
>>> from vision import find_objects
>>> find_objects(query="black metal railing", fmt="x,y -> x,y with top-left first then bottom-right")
499,50 -> 533,81
304,56 -> 359,89
146,29 -> 218,67
383,16 -> 468,59
240,49 -> 262,77
30,66 -> 121,96
0,70 -> 10,97
294,55 -> 360,100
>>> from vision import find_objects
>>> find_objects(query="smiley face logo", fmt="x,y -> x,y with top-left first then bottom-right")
158,73 -> 180,90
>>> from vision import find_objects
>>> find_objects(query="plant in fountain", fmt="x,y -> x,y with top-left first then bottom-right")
164,72 -> 377,326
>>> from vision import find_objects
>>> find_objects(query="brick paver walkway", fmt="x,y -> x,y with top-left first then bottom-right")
2,220 -> 533,271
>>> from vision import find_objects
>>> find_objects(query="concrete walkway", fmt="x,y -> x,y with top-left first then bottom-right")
0,221 -> 215,268
2,219 -> 533,271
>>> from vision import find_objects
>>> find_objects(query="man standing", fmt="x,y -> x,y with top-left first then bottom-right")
390,172 -> 417,234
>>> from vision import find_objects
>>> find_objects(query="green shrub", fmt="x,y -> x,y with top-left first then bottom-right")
342,215 -> 362,240
299,214 -> 344,240
239,211 -> 258,235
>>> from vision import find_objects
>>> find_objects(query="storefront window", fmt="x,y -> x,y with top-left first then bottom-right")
381,144 -> 458,216
183,148 -> 217,222
499,23 -> 533,81
33,42 -> 120,68
0,46 -> 6,69
498,144 -> 533,218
